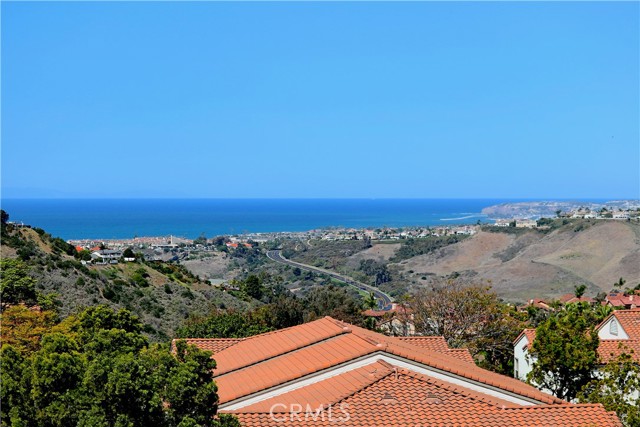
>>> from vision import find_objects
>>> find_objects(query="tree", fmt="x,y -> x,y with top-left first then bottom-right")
241,275 -> 264,300
1,258 -> 38,311
193,233 -> 207,246
303,285 -> 364,325
175,311 -> 272,339
574,284 -> 587,298
363,292 -> 377,311
1,305 -> 239,427
123,247 -> 136,259
411,280 -> 525,374
0,305 -> 57,353
527,302 -> 599,401
256,296 -> 304,330
1,209 -> 9,225
615,277 -> 627,288
578,346 -> 640,427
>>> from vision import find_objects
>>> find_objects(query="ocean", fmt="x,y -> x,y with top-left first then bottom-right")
1,198 -> 512,240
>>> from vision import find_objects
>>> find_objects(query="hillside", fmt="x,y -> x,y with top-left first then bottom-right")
396,220 -> 640,301
0,225 -> 248,340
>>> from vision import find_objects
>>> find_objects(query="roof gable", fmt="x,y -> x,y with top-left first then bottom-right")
597,309 -> 640,340
180,317 -> 561,407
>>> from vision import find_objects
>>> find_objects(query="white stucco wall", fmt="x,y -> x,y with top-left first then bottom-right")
598,317 -> 629,340
513,335 -> 535,381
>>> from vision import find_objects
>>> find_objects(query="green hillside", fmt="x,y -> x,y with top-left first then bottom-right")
0,217 -> 248,340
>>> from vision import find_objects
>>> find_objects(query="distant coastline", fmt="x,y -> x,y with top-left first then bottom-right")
1,198 -> 637,241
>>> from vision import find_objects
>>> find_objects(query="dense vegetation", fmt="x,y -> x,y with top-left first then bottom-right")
389,235 -> 469,262
176,283 -> 366,338
410,280 -> 526,375
0,214 -> 247,340
1,304 -> 239,427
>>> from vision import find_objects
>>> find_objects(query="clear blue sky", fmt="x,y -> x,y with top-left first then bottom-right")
2,2 -> 638,199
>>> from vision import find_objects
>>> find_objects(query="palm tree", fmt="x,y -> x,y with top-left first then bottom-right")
363,292 -> 377,310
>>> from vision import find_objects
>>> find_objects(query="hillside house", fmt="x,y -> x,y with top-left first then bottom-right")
178,316 -> 621,427
515,219 -> 538,228
90,249 -> 122,264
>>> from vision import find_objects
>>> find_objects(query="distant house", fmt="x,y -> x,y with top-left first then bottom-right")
612,212 -> 630,220
558,293 -> 595,305
363,303 -> 415,336
518,298 -> 554,312
605,292 -> 639,309
494,219 -> 511,227
91,249 -> 122,264
515,219 -> 537,228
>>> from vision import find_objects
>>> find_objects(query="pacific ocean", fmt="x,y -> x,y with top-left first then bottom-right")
1,198 -> 515,240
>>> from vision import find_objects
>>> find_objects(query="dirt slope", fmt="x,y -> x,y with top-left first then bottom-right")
345,243 -> 401,269
398,221 -> 640,302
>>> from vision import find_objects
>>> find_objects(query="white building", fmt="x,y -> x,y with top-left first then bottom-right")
515,219 -> 537,228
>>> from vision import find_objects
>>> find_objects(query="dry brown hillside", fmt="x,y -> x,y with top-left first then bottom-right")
345,243 -> 402,269
397,221 -> 640,302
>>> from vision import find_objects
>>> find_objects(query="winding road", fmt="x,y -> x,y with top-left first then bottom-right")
266,250 -> 393,310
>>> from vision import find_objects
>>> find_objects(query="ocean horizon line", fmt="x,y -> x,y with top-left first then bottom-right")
2,198 -> 636,241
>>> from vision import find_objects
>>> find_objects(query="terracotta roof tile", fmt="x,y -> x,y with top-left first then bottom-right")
181,317 -> 619,426
607,308 -> 640,339
340,321 -> 562,405
397,336 -> 449,352
513,328 -> 536,349
190,317 -> 559,406
177,338 -> 244,353
449,348 -> 476,364
213,317 -> 347,376
398,336 -> 474,363
598,340 -> 640,363
228,370 -> 620,427
214,332 -> 376,403
233,360 -> 395,413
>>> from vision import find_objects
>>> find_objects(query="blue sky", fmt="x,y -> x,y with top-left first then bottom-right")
2,2 -> 638,199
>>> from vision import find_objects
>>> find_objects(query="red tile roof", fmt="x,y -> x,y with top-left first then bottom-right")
179,317 -> 561,406
398,336 -> 474,363
606,294 -> 640,308
179,317 -> 622,427
513,328 -> 536,350
397,336 -> 449,352
598,340 -> 640,363
558,294 -> 594,304
179,338 -> 243,353
227,367 -> 620,427
605,308 -> 640,339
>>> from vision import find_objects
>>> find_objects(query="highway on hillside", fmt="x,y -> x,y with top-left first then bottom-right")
266,250 -> 393,310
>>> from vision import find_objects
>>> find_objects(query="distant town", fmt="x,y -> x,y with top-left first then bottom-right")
58,202 -> 640,266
